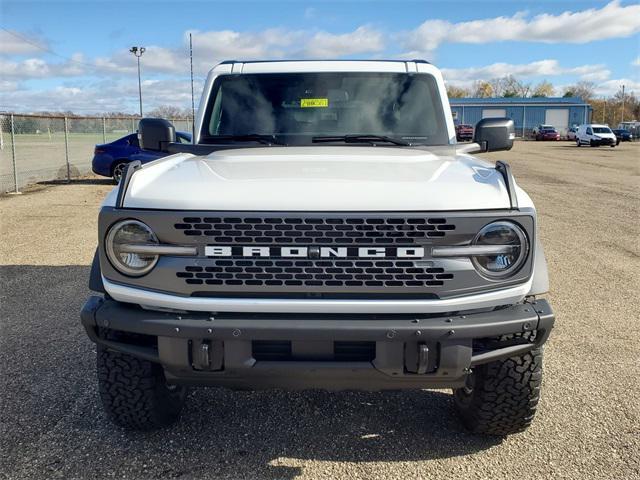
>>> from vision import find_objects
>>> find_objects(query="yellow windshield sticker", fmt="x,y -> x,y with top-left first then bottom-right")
300,98 -> 329,108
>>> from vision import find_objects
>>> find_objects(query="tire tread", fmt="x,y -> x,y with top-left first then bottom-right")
97,346 -> 185,430
454,347 -> 543,436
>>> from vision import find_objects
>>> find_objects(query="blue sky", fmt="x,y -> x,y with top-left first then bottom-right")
1,0 -> 639,113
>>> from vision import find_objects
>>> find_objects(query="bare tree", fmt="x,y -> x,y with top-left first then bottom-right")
562,81 -> 595,101
147,105 -> 190,119
502,75 -> 531,97
488,78 -> 506,97
481,76 -> 531,98
446,85 -> 470,98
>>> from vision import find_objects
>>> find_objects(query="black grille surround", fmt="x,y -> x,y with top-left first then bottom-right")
174,215 -> 455,244
98,208 -> 536,299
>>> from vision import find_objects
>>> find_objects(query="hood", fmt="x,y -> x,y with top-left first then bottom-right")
120,146 -> 513,211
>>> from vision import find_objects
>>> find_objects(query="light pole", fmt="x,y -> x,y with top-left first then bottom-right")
620,84 -> 625,125
129,46 -> 146,117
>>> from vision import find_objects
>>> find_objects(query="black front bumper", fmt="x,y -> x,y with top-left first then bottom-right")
592,138 -> 617,145
81,296 -> 554,390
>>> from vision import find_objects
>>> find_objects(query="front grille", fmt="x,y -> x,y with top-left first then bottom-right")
176,259 -> 454,288
334,341 -> 376,361
252,341 -> 376,362
252,340 -> 291,361
174,216 -> 455,244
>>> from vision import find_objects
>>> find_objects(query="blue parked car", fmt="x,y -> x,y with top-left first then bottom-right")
92,131 -> 191,183
612,129 -> 633,142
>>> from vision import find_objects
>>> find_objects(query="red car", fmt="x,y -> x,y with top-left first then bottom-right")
535,128 -> 560,141
455,124 -> 474,141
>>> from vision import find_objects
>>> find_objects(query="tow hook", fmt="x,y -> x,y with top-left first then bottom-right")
193,340 -> 224,371
417,344 -> 430,374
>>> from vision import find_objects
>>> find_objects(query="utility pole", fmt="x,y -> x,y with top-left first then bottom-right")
129,46 -> 146,117
620,84 -> 625,125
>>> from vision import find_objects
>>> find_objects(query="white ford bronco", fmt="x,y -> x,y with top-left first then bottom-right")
81,60 -> 554,435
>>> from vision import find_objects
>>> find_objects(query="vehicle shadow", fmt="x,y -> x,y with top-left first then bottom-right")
2,265 -> 502,480
39,177 -> 113,185
86,387 -> 502,479
163,387 -> 502,478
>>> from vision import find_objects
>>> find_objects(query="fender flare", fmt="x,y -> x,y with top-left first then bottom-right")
529,240 -> 549,296
89,248 -> 106,293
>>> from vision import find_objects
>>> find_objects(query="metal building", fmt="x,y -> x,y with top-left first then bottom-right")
449,97 -> 592,137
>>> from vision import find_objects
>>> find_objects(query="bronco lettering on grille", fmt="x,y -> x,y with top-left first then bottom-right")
204,246 -> 425,259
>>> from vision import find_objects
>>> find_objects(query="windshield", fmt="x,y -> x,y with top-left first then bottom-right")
593,127 -> 612,134
201,72 -> 449,145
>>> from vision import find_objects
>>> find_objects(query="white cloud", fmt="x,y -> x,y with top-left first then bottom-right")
441,60 -> 611,87
0,79 -> 19,92
0,54 -> 91,79
403,1 -> 640,56
65,26 -> 385,78
96,46 -> 185,75
594,78 -> 640,96
303,26 -> 385,58
188,28 -> 302,61
632,57 -> 640,67
0,78 -> 205,113
0,30 -> 50,55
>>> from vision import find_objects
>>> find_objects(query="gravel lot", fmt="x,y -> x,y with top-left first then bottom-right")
1,141 -> 639,479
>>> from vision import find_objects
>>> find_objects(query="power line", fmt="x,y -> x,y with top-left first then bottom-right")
1,27 -> 98,69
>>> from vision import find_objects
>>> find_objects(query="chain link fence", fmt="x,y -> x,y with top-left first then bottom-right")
0,113 -> 194,193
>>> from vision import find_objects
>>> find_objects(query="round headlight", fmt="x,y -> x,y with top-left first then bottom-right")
105,220 -> 159,276
471,221 -> 528,279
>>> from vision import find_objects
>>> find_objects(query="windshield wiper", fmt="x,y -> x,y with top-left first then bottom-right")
312,134 -> 412,146
202,134 -> 286,145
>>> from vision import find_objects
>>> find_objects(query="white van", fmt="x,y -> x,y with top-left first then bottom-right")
576,124 -> 618,147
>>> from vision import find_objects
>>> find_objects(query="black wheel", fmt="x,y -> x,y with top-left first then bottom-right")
111,161 -> 128,184
97,345 -> 187,430
453,347 -> 543,436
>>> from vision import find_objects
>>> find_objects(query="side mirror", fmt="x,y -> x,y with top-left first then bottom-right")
138,118 -> 176,152
473,118 -> 515,152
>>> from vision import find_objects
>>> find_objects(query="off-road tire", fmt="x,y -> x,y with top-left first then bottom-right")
453,347 -> 543,436
97,346 -> 187,430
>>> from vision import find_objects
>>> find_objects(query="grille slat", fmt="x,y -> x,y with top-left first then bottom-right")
175,216 -> 455,244
176,259 -> 452,288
